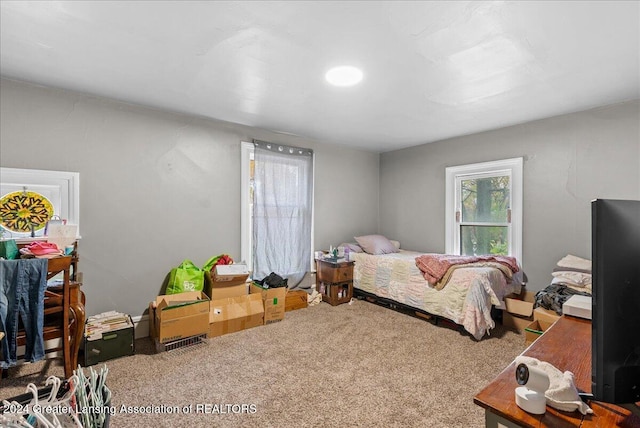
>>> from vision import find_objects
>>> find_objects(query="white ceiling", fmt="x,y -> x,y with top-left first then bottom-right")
1,1 -> 638,152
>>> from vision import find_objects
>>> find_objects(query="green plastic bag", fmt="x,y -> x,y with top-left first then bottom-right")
0,239 -> 19,260
167,260 -> 205,294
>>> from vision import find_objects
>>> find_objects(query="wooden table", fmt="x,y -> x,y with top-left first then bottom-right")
315,258 -> 354,306
474,316 -> 640,427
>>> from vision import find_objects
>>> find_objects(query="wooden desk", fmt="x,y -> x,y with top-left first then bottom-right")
474,316 -> 640,428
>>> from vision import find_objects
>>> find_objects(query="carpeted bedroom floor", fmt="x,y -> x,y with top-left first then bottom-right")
1,299 -> 525,428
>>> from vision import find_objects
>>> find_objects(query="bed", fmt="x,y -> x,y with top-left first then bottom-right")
350,249 -> 522,340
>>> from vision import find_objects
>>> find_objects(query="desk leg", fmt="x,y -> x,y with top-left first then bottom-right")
69,300 -> 86,375
485,410 -> 522,428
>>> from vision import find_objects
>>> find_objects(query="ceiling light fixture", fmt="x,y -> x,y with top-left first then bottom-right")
325,66 -> 363,87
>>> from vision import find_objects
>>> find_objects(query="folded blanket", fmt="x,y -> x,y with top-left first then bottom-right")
415,254 -> 519,286
557,254 -> 592,272
551,270 -> 592,287
550,277 -> 592,294
514,356 -> 592,415
552,266 -> 592,275
431,261 -> 513,291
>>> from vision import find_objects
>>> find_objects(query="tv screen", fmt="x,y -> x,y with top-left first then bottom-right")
591,199 -> 640,405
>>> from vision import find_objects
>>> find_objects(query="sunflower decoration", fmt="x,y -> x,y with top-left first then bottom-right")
0,190 -> 55,233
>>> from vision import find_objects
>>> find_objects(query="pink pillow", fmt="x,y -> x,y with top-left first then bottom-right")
354,235 -> 399,255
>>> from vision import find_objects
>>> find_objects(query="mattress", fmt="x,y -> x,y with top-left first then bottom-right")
351,250 -> 520,340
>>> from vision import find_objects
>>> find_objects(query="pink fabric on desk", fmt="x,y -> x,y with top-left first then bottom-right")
19,242 -> 64,258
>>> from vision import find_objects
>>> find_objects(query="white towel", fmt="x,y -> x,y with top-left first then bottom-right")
515,356 -> 593,415
307,290 -> 322,306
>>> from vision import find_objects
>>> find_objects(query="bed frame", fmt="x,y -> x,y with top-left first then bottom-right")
353,288 -> 465,333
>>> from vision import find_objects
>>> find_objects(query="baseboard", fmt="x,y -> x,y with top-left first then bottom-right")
15,339 -> 63,361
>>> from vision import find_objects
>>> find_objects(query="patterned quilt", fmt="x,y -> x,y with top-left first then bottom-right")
351,250 -> 521,340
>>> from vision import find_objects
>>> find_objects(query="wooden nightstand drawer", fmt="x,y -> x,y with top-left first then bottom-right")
317,263 -> 353,282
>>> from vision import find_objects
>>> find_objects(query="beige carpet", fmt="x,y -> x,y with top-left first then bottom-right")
1,299 -> 525,428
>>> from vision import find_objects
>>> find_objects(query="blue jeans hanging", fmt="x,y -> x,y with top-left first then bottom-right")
0,258 -> 48,369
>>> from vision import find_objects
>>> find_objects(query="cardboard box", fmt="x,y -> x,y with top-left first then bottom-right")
285,289 -> 308,312
250,283 -> 287,324
533,307 -> 561,331
213,264 -> 250,284
149,291 -> 210,344
501,289 -> 535,332
504,290 -> 535,317
524,319 -> 554,345
210,282 -> 248,300
209,293 -> 264,338
204,270 -> 248,299
502,312 -> 534,332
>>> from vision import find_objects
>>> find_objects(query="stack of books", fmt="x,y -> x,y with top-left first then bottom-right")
85,311 -> 133,341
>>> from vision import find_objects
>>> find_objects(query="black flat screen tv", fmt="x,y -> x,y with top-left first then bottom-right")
591,199 -> 640,407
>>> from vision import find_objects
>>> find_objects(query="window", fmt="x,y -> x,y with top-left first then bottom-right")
445,158 -> 522,263
0,167 -> 80,238
240,141 -> 315,282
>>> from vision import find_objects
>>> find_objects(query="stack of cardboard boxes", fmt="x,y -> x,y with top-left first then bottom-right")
149,264 -> 299,347
208,265 -> 265,337
502,290 -> 561,345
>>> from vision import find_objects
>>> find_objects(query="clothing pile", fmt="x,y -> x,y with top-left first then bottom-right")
254,272 -> 288,289
19,241 -> 64,258
534,254 -> 592,315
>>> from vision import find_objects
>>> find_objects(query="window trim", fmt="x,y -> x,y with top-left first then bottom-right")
240,141 -> 253,270
445,157 -> 523,263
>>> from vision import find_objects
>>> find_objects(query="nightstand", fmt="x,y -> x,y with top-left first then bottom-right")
315,258 -> 354,306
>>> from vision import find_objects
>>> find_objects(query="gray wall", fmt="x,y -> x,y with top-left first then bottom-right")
0,78 -> 379,317
3,76 -> 638,313
380,100 -> 640,292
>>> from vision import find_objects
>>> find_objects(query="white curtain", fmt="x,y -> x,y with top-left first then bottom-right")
252,141 -> 313,287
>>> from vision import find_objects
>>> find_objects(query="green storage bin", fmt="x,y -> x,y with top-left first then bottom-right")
83,315 -> 135,367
